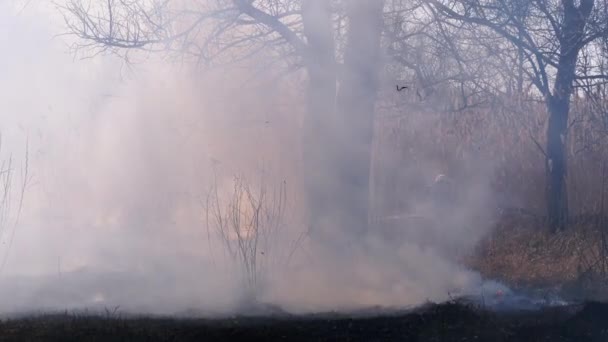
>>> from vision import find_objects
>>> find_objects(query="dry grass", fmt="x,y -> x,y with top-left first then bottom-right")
466,211 -> 608,300
372,89 -> 608,299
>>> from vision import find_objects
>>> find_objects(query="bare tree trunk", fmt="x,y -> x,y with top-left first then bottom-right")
545,0 -> 593,232
546,93 -> 570,232
334,1 -> 385,234
301,0 -> 337,235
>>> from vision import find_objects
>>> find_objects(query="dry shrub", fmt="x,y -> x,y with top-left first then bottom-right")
204,172 -> 305,303
0,136 -> 29,273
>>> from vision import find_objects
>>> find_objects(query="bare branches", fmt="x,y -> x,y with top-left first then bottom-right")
204,173 -> 297,299
59,0 -> 239,62
233,0 -> 306,56
59,0 -> 306,69
424,0 -> 608,94
60,0 -> 169,50
0,135 -> 31,274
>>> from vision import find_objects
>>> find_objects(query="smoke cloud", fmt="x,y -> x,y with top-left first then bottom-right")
0,0 -> 500,316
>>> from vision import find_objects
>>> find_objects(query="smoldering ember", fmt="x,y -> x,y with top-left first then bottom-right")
0,0 -> 607,341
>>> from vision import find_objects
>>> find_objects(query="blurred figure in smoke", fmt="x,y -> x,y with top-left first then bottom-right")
429,174 -> 457,220
419,173 -> 462,257
374,173 -> 460,252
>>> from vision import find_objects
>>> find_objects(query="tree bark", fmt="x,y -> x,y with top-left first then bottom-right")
545,0 -> 594,232
334,1 -> 385,235
545,93 -> 570,232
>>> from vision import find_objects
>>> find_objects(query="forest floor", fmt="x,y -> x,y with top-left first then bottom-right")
0,300 -> 606,341
1,213 -> 608,341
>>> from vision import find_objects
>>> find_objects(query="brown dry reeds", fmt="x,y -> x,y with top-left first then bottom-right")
371,87 -> 608,294
373,88 -> 608,221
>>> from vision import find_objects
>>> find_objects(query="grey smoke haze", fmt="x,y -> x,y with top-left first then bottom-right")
0,0 -> 500,316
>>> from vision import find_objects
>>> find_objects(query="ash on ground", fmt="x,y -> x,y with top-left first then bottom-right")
455,280 -> 570,311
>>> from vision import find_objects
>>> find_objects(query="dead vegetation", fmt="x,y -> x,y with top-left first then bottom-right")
467,211 -> 608,301
373,90 -> 608,299
0,135 -> 30,274
204,171 -> 306,304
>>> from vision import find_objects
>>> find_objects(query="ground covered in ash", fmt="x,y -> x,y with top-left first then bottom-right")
0,301 -> 606,341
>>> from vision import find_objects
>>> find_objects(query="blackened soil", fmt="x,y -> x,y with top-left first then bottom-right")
0,301 -> 606,342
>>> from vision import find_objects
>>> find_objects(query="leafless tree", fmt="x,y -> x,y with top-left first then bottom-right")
418,0 -> 608,231
385,0 -> 523,118
60,0 -> 386,239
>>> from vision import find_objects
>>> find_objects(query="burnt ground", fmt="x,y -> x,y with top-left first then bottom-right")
0,301 -> 606,342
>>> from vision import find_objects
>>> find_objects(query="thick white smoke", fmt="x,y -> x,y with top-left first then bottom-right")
0,0 -> 504,316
